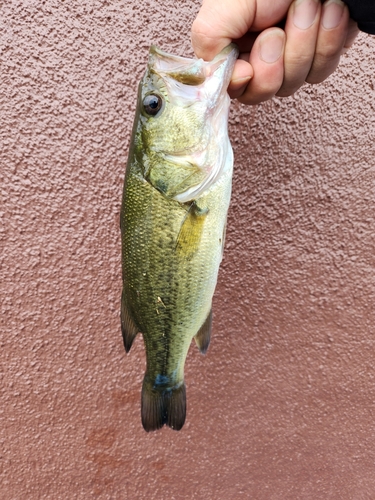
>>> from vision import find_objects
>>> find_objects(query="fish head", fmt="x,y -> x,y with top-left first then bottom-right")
134,44 -> 238,202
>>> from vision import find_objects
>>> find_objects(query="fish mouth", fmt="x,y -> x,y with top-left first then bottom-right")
147,43 -> 239,111
149,44 -> 239,87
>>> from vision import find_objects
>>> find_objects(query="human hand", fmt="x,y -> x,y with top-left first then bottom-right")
191,0 -> 359,104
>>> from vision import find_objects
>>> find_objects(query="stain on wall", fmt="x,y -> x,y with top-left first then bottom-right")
2,1 -> 375,498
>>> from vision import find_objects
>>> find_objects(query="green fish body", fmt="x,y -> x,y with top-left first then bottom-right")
120,44 -> 238,431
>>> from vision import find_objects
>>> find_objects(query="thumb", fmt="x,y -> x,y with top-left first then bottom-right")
191,0 -> 256,60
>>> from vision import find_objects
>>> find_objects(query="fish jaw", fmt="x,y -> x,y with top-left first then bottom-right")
148,43 -> 238,95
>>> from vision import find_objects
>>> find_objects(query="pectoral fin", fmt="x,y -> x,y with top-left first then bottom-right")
176,202 -> 208,260
194,308 -> 212,354
121,290 -> 139,353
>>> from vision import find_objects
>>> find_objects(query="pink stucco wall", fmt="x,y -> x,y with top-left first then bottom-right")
2,1 -> 375,498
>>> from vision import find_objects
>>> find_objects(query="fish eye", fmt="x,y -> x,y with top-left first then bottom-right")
143,94 -> 163,116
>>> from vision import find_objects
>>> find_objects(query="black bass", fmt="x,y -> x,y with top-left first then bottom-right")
120,44 -> 238,431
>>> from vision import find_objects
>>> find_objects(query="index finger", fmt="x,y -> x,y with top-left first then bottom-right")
191,0 -> 293,61
191,0 -> 256,60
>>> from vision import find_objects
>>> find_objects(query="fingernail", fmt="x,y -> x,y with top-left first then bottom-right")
259,33 -> 284,64
231,75 -> 252,86
322,0 -> 344,29
293,0 -> 319,30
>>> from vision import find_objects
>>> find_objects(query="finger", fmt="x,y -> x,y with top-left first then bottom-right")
232,31 -> 259,54
277,0 -> 321,97
237,28 -> 286,105
228,59 -> 253,99
191,0 -> 292,62
191,0 -> 256,61
306,0 -> 349,84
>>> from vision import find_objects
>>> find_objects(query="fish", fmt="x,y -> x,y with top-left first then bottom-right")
120,43 -> 238,431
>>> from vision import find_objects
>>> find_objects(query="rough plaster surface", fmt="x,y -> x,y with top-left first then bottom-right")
1,1 -> 375,498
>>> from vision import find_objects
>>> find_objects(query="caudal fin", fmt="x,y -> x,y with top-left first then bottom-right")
141,378 -> 186,432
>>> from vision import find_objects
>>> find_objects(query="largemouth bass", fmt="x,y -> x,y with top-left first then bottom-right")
120,44 -> 238,431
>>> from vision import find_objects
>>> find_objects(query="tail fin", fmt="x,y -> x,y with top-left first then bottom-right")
141,378 -> 186,432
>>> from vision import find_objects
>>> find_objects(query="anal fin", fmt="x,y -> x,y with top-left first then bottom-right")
121,290 -> 139,353
194,308 -> 212,355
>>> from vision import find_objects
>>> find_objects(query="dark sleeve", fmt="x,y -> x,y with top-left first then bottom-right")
344,0 -> 375,34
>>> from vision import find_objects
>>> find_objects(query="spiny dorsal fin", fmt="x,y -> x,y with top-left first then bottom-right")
194,308 -> 212,355
121,290 -> 139,353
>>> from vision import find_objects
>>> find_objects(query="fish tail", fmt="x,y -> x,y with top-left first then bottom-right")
141,377 -> 186,432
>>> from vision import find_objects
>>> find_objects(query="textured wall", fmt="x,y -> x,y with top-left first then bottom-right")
2,1 -> 375,498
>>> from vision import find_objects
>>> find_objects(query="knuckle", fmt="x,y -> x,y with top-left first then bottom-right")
191,17 -> 206,38
306,56 -> 340,84
315,43 -> 341,61
191,18 -> 218,57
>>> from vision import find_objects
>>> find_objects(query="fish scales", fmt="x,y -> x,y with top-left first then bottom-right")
121,44 -> 238,431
